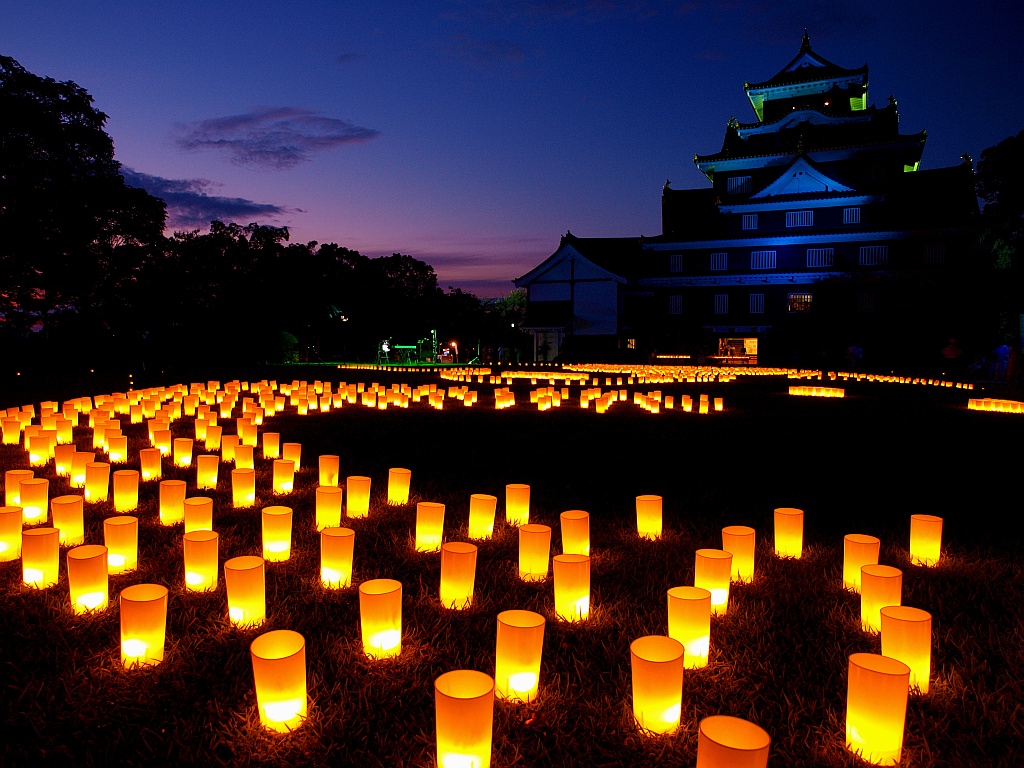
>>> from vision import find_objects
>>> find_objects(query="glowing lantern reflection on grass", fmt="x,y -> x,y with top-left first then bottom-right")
909,515 -> 943,567
272,460 -> 295,495
67,544 -> 108,613
696,715 -> 771,768
468,494 -> 497,540
387,468 -> 411,505
183,497 -> 213,533
183,530 -> 219,591
721,525 -> 756,582
636,495 -> 663,540
773,507 -> 804,558
415,501 -> 445,552
112,470 -> 139,513
694,549 -> 733,616
319,455 -> 340,487
494,609 -> 545,703
159,480 -> 186,525
120,584 -> 169,668
843,534 -> 880,592
232,468 -> 256,508
559,510 -> 590,556
846,653 -> 910,765
251,630 -> 307,733
104,515 -> 139,573
262,506 -> 293,562
552,554 -> 590,621
0,506 -> 23,560
224,555 -> 266,627
196,454 -> 219,490
630,635 -> 684,734
359,578 -> 402,658
316,486 -> 342,531
440,542 -> 478,609
51,495 -> 85,545
139,448 -> 162,481
346,476 -> 371,518
667,586 -> 712,669
19,478 -> 49,524
23,527 -> 59,587
435,670 -> 495,768
880,606 -> 932,694
505,483 -> 530,526
860,565 -> 903,633
5,469 -> 33,506
518,524 -> 551,582
320,527 -> 355,588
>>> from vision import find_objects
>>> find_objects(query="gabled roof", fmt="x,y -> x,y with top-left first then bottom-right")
513,233 -> 643,285
751,156 -> 854,198
745,32 -> 867,91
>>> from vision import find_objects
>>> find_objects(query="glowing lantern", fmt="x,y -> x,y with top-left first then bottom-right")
173,438 -> 193,467
23,527 -> 59,587
233,444 -> 254,471
232,468 -> 256,508
860,564 -> 903,633
415,501 -> 445,552
139,448 -> 162,481
320,527 -> 355,587
196,454 -> 219,490
721,525 -> 756,582
667,586 -> 712,668
224,555 -> 266,627
51,495 -> 85,545
696,715 -> 771,768
518,524 -> 551,581
221,434 -> 238,463
319,455 -> 340,487
559,510 -> 590,556
694,549 -> 733,616
359,578 -> 402,658
1,418 -> 20,445
27,433 -> 52,467
84,462 -> 110,502
106,434 -> 128,464
262,506 -> 293,562
494,610 -> 545,703
54,443 -> 76,476
315,486 -> 342,531
505,483 -> 530,526
4,469 -> 33,506
282,442 -> 301,470
843,534 -> 881,592
434,670 -> 495,768
70,452 -> 93,488
19,478 -> 49,524
773,507 -> 804,558
205,425 -> 223,451
0,506 -> 23,560
346,475 -> 371,518
183,496 -> 213,533
262,432 -> 280,460
251,630 -> 307,732
153,429 -> 172,456
120,584 -> 169,668
636,495 -> 663,540
630,635 -> 684,734
909,514 -> 943,567
468,493 -> 498,540
112,470 -> 140,513
846,653 -> 910,765
440,542 -> 478,609
387,468 -> 412,505
158,479 -> 186,525
104,515 -> 139,573
66,544 -> 108,613
880,606 -> 932,694
183,530 -> 219,591
553,553 -> 590,621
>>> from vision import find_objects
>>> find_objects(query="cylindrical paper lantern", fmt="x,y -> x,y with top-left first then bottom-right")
51,495 -> 85,546
0,506 -> 23,560
387,468 -> 411,505
346,475 -> 371,518
435,670 -> 495,768
560,510 -> 590,556
319,455 -> 340,487
221,434 -> 238,464
271,460 -> 294,495
71,452 -> 94,487
316,486 -> 342,531
494,610 -> 546,702
139,447 -> 162,481
84,462 -> 110,502
183,530 -> 219,591
282,442 -> 301,470
232,468 -> 256,508
861,564 -> 903,633
251,630 -> 307,732
909,515 -> 943,567
262,432 -> 280,460
106,434 -> 128,464
774,507 -> 804,558
518,524 -> 551,582
5,468 -> 33,506
505,483 -> 530,526
552,553 -> 590,621
359,578 -> 402,658
440,542 -> 478,609
262,506 -> 293,562
721,525 -> 756,583
667,586 -> 712,669
696,715 -> 771,768
120,584 -> 169,668
636,495 -> 663,540
467,493 -> 497,540
205,425 -> 222,451
173,438 -> 193,467
23,527 -> 59,587
67,544 -> 109,613
104,515 -> 139,573
112,470 -> 140,513
846,653 -> 910,765
196,454 -> 219,490
54,443 -> 76,476
415,501 -> 445,552
159,479 -> 186,525
630,635 -> 684,734
843,534 -> 881,592
183,496 -> 213,533
321,527 -> 355,588
881,606 -> 932,694
694,549 -> 733,616
234,444 -> 255,471
224,555 -> 266,627
19,478 -> 49,524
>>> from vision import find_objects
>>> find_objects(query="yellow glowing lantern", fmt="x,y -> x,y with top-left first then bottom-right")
696,715 -> 771,768
51,495 -> 85,545
1,417 -> 21,445
494,610 -> 545,703
320,526 -> 355,588
518,524 -> 551,582
880,606 -> 932,695
282,442 -> 301,470
196,454 -> 219,490
84,462 -> 110,502
694,549 -> 733,616
139,447 -> 162,481
909,514 -> 943,567
232,468 -> 256,508
153,428 -> 172,456
319,455 -> 340,487
435,670 -> 495,768
559,510 -> 590,556
106,434 -> 128,464
505,483 -> 530,526
23,527 -> 59,587
0,506 -> 23,560
860,564 -> 902,633
630,635 -> 684,734
183,496 -> 213,533
415,501 -> 445,552
19,478 -> 49,524
4,469 -> 33,506
262,432 -> 280,460
221,434 -> 238,463
67,544 -> 109,613
468,493 -> 497,540
251,629 -> 307,732
359,578 -> 403,658
271,459 -> 294,495
440,542 -> 478,609
205,425 -> 222,451
262,506 -> 293,562
172,437 -> 193,467
70,452 -> 92,488
183,530 -> 219,591
27,433 -> 52,467
112,470 -> 139,513
346,475 -> 371,518
234,444 -> 255,470
636,495 -> 663,540
387,467 -> 412,505
104,515 -> 139,573
846,653 -> 910,765
54,443 -> 76,476
224,555 -> 266,627
552,553 -> 590,621
773,507 -> 804,558
158,479 -> 186,525
721,525 -> 756,583
315,485 -> 342,531
844,534 -> 881,592
667,586 -> 712,669
120,584 -> 169,668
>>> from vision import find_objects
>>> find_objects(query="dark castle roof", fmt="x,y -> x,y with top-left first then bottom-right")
746,32 -> 867,91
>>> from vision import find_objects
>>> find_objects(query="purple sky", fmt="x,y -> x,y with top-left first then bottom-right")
2,1 -> 1021,296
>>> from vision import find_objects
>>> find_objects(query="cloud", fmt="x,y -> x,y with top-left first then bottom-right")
174,107 -> 380,169
444,34 -> 526,68
122,168 -> 290,230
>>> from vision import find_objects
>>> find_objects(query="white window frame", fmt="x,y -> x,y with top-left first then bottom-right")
749,293 -> 764,314
669,254 -> 683,273
859,245 -> 889,266
806,248 -> 834,268
710,252 -> 728,271
741,214 -> 758,230
727,176 -> 752,194
750,250 -> 777,270
714,294 -> 729,315
786,210 -> 814,228
843,207 -> 861,224
668,294 -> 683,315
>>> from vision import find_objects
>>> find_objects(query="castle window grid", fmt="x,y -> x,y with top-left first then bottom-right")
668,294 -> 683,315
749,293 -> 765,314
742,214 -> 758,230
727,176 -> 753,194
806,248 -> 835,268
670,254 -> 683,273
786,210 -> 814,228
923,243 -> 945,264
843,207 -> 862,225
714,294 -> 729,315
859,245 -> 889,266
787,293 -> 813,313
750,250 -> 777,270
710,252 -> 728,271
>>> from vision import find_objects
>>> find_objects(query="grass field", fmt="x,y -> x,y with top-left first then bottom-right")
1,368 -> 1022,767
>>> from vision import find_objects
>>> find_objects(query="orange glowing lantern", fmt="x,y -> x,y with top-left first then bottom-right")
860,564 -> 903,633
233,444 -> 254,471
435,670 -> 495,768
696,715 -> 771,768
843,534 -> 881,592
221,434 -> 238,463
282,442 -> 301,470
636,495 -> 663,540
552,554 -> 590,621
5,469 -> 33,506
67,544 -> 109,613
120,584 -> 169,668
505,483 -> 530,526
846,653 -> 910,765
0,506 -> 23,560
518,524 -> 551,582
153,428 -> 172,456
183,530 -> 219,591
158,479 -> 186,525
468,494 -> 497,540
183,496 -> 213,533
667,586 -> 712,669
319,455 -> 340,487
251,629 -> 307,732
262,432 -> 280,460
224,555 -> 266,627
84,462 -> 110,502
494,610 -> 545,703
346,475 -> 371,518
139,447 -> 162,481
315,486 -> 342,531
909,515 -> 943,567
112,470 -> 140,513
54,443 -> 76,476
359,578 -> 403,658
630,635 -> 684,734
387,467 -> 412,505
104,515 -> 139,573
23,527 -> 59,587
694,549 -> 733,616
440,542 -> 478,609
773,507 -> 804,558
559,510 -> 590,556
262,506 -> 293,562
320,526 -> 355,588
232,468 -> 256,508
51,495 -> 85,545
173,438 -> 193,467
106,434 -> 128,464
415,501 -> 445,552
71,452 -> 93,488
205,425 -> 222,451
269,459 -> 293,495
19,478 -> 49,524
196,454 -> 219,490
721,525 -> 756,583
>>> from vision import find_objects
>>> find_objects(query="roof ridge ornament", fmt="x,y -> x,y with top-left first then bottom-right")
801,29 -> 811,52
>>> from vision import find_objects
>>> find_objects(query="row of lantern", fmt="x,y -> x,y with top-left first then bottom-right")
788,385 -> 846,398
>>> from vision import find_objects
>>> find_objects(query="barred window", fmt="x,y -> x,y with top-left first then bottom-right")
806,248 -> 834,268
923,243 -> 945,264
859,245 -> 889,266
749,293 -> 765,314
858,291 -> 876,313
668,294 -> 683,315
786,210 -> 814,227
727,176 -> 752,194
787,293 -> 813,313
750,250 -> 777,270
714,294 -> 729,315
843,207 -> 861,224
742,214 -> 758,230
710,252 -> 728,271
669,254 -> 683,273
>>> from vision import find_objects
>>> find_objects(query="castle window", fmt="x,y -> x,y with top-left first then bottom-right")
787,293 -> 813,313
750,250 -> 777,270
669,254 -> 683,273
859,245 -> 889,266
786,210 -> 814,228
714,294 -> 729,315
710,252 -> 728,271
727,176 -> 752,194
742,214 -> 758,230
923,243 -> 945,264
749,293 -> 764,314
806,248 -> 834,268
626,338 -> 637,350
843,207 -> 861,224
858,291 -> 876,313
668,294 -> 683,315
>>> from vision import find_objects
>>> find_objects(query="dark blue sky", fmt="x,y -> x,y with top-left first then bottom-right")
2,1 -> 1021,295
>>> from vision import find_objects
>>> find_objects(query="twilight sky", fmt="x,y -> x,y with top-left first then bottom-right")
2,1 -> 1021,296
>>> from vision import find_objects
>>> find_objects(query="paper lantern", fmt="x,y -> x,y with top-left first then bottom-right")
696,715 -> 771,768
267,459 -> 294,496
667,586 -> 712,669
183,530 -> 219,591
262,432 -> 280,460
359,578 -> 402,658
139,447 -> 162,481
468,493 -> 497,540
1,418 -> 21,445
234,444 -> 255,471
694,549 -> 733,616
386,468 -> 412,505
251,630 -> 307,732
636,495 -> 663,540
846,653 -> 910,765
153,428 -> 172,456
435,670 -> 495,768
415,501 -> 445,552
27,433 -> 53,467
67,545 -> 109,613
112,470 -> 139,513
120,584 -> 169,668
320,527 -> 355,588
553,554 -> 590,621
205,425 -> 223,451
173,438 -> 193,468
232,468 -> 256,508
22,527 -> 59,587
909,515 -> 943,567
4,469 -> 33,506
494,610 -> 545,703
196,454 -> 219,490
51,495 -> 85,546
860,564 -> 903,633
315,486 -> 342,531
721,525 -> 756,583
282,442 -> 301,470
559,510 -> 590,556
630,635 -> 684,734
262,506 -> 293,562
505,483 -> 530,526
106,434 -> 128,464
54,443 -> 76,476
440,542 -> 478,609
880,606 -> 932,694
104,515 -> 139,573
773,507 -> 804,558
84,462 -> 110,502
844,534 -> 881,592
319,455 -> 340,487
221,434 -> 238,463
346,475 -> 371,518
158,479 -> 186,525
183,496 -> 213,533
518,524 -> 551,582
224,555 -> 266,627
19,478 -> 49,524
0,506 -> 23,560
